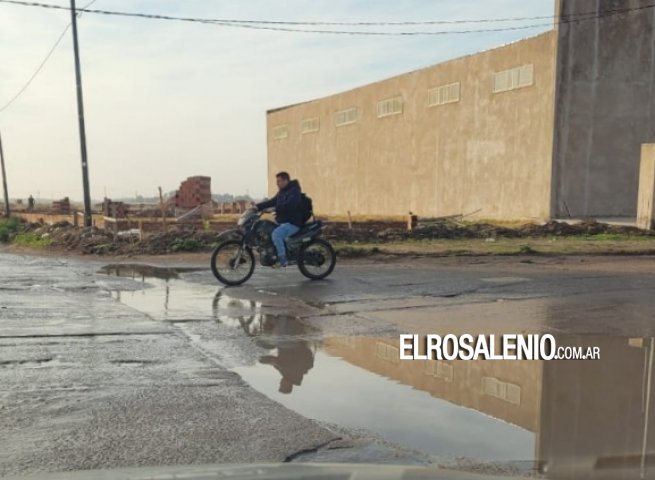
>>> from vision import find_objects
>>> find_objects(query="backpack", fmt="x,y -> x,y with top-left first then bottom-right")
300,193 -> 313,224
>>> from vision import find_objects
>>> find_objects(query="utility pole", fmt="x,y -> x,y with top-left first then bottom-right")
0,131 -> 9,217
70,0 -> 92,227
158,187 -> 167,230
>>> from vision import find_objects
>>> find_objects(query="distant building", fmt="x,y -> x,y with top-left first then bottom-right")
174,176 -> 212,209
267,0 -> 655,221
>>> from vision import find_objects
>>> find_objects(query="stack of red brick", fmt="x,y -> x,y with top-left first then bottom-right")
52,197 -> 70,214
102,198 -> 129,218
175,176 -> 212,209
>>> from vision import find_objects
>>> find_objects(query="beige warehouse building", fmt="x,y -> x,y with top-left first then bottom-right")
266,0 -> 655,221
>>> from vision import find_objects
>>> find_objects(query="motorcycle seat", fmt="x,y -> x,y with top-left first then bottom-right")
289,221 -> 322,239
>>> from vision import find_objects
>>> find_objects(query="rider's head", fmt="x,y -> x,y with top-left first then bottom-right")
275,171 -> 291,190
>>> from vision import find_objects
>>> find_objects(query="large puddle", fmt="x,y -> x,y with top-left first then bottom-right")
101,265 -> 655,478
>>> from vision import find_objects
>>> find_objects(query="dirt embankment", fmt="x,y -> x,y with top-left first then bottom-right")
17,222 -> 225,255
2,219 -> 651,257
323,220 -> 651,243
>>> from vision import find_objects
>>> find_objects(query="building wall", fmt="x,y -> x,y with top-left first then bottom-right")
538,335 -> 654,478
552,0 -> 655,218
267,32 -> 558,220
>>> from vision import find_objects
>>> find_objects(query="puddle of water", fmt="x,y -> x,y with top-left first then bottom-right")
107,278 -> 218,322
100,265 -> 254,323
99,264 -> 202,280
235,351 -> 534,462
101,265 -> 655,477
238,331 -> 655,478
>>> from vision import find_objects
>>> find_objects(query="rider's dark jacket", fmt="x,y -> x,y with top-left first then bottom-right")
256,180 -> 304,227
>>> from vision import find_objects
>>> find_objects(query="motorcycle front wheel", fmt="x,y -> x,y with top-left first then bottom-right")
298,238 -> 337,280
211,240 -> 255,286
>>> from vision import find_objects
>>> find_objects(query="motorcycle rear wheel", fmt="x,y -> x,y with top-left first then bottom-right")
297,239 -> 337,280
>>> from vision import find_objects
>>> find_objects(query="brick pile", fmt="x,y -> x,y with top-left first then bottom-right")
52,197 -> 70,214
174,176 -> 212,209
102,198 -> 129,218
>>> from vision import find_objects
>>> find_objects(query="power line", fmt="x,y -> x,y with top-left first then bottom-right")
0,26 -> 70,114
0,0 -> 97,115
0,0 -> 654,35
0,0 -> 652,112
0,0 -> 647,27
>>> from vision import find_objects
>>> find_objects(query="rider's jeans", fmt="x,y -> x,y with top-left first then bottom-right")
272,223 -> 300,263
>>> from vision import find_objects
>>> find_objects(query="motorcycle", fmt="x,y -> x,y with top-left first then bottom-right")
210,208 -> 337,286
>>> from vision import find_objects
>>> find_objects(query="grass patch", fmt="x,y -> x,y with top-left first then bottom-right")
574,233 -> 649,241
333,236 -> 655,257
517,245 -> 538,255
0,217 -> 22,242
12,233 -> 52,248
171,238 -> 202,252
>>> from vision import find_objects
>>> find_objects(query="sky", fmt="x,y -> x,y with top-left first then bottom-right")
0,0 -> 554,201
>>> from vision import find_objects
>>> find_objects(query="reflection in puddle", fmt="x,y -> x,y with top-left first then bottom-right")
237,334 -> 535,465
241,331 -> 655,478
99,263 -> 203,280
101,266 -> 655,478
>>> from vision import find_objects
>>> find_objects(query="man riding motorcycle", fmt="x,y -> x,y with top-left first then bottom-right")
255,171 -> 304,267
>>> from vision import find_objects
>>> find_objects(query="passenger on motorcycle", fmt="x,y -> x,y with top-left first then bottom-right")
255,171 -> 304,267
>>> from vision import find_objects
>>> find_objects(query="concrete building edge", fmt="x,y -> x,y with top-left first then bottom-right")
549,0 -> 565,220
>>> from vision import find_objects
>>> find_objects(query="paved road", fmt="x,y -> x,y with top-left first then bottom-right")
180,254 -> 655,338
2,252 -> 655,478
0,253 -> 421,477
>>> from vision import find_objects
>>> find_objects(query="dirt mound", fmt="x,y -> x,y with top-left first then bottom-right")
324,220 -> 650,243
17,222 -> 224,255
7,219 -> 651,256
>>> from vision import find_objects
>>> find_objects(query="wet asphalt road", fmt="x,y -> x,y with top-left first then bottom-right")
2,251 -> 655,478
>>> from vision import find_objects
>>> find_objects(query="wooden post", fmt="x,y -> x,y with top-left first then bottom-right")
158,186 -> 167,231
347,210 -> 353,230
407,212 -> 418,231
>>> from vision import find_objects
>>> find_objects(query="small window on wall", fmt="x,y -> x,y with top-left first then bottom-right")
335,107 -> 357,126
301,117 -> 320,134
481,377 -> 521,405
428,82 -> 461,107
376,96 -> 403,118
492,64 -> 534,93
376,341 -> 400,364
272,125 -> 288,140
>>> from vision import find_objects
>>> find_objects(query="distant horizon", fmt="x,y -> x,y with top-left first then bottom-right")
7,192 -> 258,204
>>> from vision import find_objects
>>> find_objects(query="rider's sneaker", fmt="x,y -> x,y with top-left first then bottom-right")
278,256 -> 289,268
